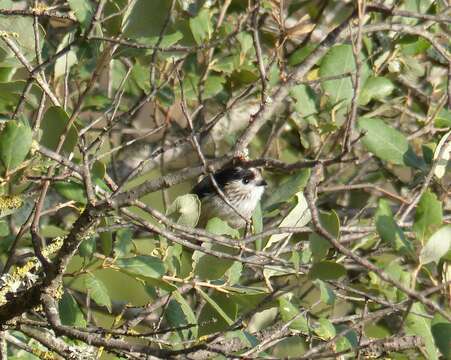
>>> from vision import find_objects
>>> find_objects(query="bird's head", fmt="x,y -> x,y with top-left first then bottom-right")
193,166 -> 267,201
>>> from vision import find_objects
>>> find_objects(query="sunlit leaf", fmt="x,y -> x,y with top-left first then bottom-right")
85,274 -> 112,312
433,130 -> 451,179
314,318 -> 336,340
420,226 -> 451,265
359,117 -> 423,168
0,14 -> 44,66
308,261 -> 346,280
319,44 -> 370,105
68,0 -> 93,27
310,210 -> 339,262
376,199 -> 414,256
0,120 -> 32,174
116,255 -> 165,279
54,181 -> 87,204
166,291 -> 198,339
413,190 -> 443,242
40,106 -> 78,153
248,307 -> 278,333
314,280 -> 336,305
431,314 -> 451,359
278,297 -> 309,333
189,8 -> 212,45
405,302 -> 439,360
264,169 -> 310,211
290,84 -> 318,117
123,0 -> 174,40
197,288 -> 234,326
167,194 -> 201,227
265,192 -> 311,249
359,76 -> 395,105
54,33 -> 77,79
193,218 -> 238,280
59,292 -> 86,327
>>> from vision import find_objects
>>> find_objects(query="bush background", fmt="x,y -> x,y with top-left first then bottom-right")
0,0 -> 450,359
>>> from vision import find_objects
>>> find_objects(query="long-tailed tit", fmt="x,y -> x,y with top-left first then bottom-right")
192,166 -> 267,228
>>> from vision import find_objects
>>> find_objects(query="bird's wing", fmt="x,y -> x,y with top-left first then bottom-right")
191,175 -> 215,198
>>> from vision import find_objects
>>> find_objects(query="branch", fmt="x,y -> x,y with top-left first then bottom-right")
305,164 -> 451,322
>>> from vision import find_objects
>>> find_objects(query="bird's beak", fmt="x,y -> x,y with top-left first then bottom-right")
257,179 -> 267,186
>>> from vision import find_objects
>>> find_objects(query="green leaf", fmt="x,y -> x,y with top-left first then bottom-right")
211,55 -> 236,74
198,292 -> 238,336
59,292 -> 86,327
376,199 -> 414,256
252,202 -> 263,250
237,33 -> 253,58
399,35 -> 431,56
0,14 -> 44,67
433,130 -> 451,179
308,261 -> 346,281
226,261 -> 242,285
40,107 -> 78,153
413,190 -> 443,242
85,274 -> 112,312
92,160 -> 106,180
288,43 -> 316,66
205,217 -> 240,238
114,229 -> 134,257
193,247 -> 235,280
166,194 -> 201,227
54,181 -> 87,204
54,33 -> 78,80
0,67 -> 15,82
123,0 -> 174,40
115,255 -> 165,279
310,210 -> 340,262
314,280 -> 336,305
166,291 -> 198,339
335,325 -> 359,352
264,192 -> 311,249
99,218 -> 113,256
180,74 -> 225,101
248,307 -> 278,333
358,117 -> 422,167
189,8 -> 212,45
0,120 -> 32,174
103,0 -> 128,36
68,0 -> 94,27
0,220 -> 9,236
83,94 -> 112,111
435,109 -> 451,128
405,302 -> 439,360
401,0 -> 433,18
431,314 -> 451,359
264,169 -> 310,211
278,297 -> 309,333
420,226 -> 451,265
197,288 -> 234,326
290,85 -> 318,117
319,44 -> 369,105
79,236 -> 96,258
193,218 -> 238,280
0,81 -> 42,109
314,318 -> 336,340
359,77 -> 395,105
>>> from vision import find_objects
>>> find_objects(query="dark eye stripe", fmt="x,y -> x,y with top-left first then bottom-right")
243,172 -> 255,182
241,168 -> 257,185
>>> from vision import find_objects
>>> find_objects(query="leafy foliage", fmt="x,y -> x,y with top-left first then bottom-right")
0,0 -> 449,358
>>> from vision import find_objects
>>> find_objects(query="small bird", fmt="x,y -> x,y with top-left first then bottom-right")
192,166 -> 267,228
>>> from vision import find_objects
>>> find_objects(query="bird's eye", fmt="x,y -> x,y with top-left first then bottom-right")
243,178 -> 250,184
